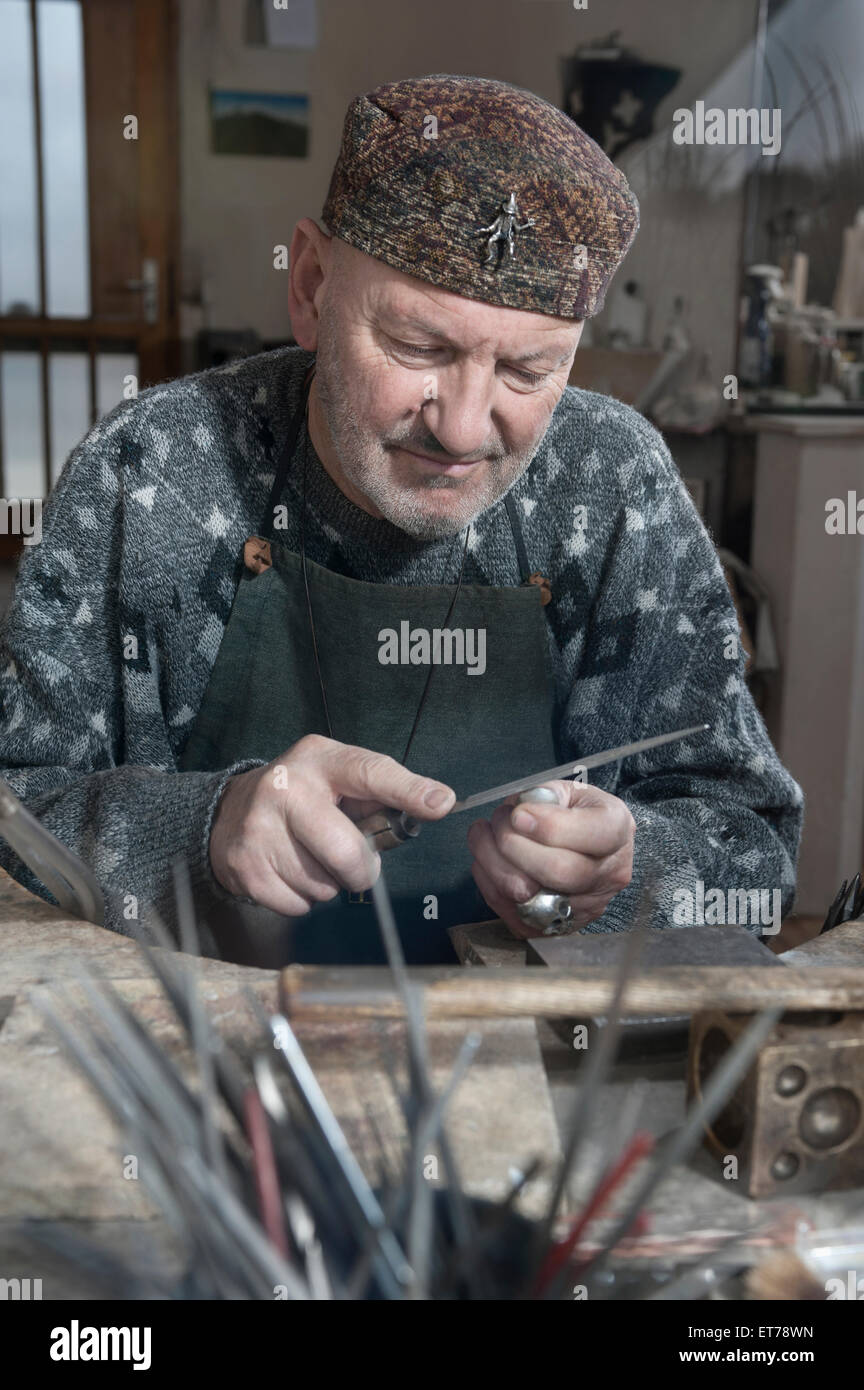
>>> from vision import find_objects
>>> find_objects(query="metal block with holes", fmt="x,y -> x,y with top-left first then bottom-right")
687,1010 -> 864,1197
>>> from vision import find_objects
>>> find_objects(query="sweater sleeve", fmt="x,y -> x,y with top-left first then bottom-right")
563,416 -> 803,936
0,401 -> 265,949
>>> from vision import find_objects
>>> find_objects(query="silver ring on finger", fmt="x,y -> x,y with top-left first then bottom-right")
515,890 -> 576,936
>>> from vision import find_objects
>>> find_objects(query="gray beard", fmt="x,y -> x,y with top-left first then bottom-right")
356,461 -> 516,540
312,347 -> 535,540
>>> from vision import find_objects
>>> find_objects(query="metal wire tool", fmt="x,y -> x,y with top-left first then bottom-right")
0,775 -> 104,924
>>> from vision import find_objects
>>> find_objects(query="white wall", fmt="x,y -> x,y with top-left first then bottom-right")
178,0 -> 759,372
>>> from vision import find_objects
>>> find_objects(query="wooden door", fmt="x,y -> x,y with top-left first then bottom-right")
0,0 -> 179,558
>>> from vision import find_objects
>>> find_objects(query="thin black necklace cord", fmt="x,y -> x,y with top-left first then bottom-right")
399,524 -> 470,766
300,410 -> 336,741
298,392 -> 471,767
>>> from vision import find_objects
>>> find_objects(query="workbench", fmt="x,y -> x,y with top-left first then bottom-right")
0,870 -> 559,1297
1,868 -> 862,1298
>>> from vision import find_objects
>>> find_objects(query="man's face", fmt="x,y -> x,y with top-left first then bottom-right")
308,239 -> 583,540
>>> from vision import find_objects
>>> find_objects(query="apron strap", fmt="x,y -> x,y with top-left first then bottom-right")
257,363 -> 316,540
503,489 -> 552,606
502,490 -> 532,583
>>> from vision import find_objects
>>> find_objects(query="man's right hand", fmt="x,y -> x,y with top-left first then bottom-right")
208,734 -> 455,915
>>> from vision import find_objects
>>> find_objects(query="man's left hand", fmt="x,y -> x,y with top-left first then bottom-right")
466,781 -> 636,939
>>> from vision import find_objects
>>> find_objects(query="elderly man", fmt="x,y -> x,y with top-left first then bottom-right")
0,75 -> 802,966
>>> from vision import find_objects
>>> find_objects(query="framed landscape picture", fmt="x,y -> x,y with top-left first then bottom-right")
209,90 -> 309,158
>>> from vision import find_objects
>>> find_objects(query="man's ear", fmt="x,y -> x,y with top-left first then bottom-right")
287,218 -> 333,349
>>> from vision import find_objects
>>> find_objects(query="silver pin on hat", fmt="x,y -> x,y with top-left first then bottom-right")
475,191 -> 536,266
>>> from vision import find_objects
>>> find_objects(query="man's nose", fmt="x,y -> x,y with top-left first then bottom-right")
419,365 -> 498,460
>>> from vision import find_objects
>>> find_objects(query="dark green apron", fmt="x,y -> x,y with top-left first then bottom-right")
179,366 -> 558,968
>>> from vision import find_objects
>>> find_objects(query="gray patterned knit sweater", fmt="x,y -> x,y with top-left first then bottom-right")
0,344 -> 802,944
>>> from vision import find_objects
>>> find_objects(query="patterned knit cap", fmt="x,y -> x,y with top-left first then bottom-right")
321,74 -> 639,320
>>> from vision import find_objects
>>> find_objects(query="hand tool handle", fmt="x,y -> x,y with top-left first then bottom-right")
353,807 -> 421,853
513,788 -> 574,935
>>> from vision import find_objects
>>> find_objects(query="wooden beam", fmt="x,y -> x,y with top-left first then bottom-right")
0,318 -> 139,343
281,964 -> 864,1022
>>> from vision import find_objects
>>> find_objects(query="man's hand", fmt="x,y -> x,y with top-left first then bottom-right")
209,734 -> 455,915
466,780 -> 636,939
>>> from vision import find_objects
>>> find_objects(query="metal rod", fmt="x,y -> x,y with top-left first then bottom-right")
265,1005 -> 412,1296
368,846 -> 490,1297
172,858 -> 227,1188
451,725 -> 710,813
535,877 -> 652,1257
0,776 -> 104,923
407,1030 -> 481,1300
581,1006 -> 784,1290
